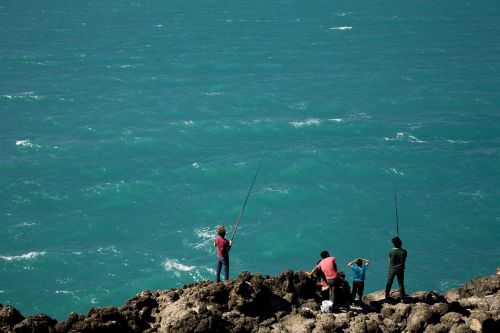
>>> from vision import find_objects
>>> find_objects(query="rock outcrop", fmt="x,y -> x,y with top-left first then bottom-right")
1,268 -> 499,333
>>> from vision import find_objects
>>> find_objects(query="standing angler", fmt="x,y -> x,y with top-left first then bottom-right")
385,236 -> 407,301
214,225 -> 232,282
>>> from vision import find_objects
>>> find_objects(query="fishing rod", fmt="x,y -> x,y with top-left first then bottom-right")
394,185 -> 400,236
230,160 -> 263,242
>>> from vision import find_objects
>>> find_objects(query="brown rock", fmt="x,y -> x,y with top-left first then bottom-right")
430,302 -> 450,317
406,303 -> 433,333
12,314 -> 57,333
440,312 -> 463,326
0,305 -> 25,329
424,323 -> 449,333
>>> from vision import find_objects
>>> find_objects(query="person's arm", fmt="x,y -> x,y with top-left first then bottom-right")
225,239 -> 232,253
306,266 -> 318,276
363,259 -> 370,266
347,259 -> 356,267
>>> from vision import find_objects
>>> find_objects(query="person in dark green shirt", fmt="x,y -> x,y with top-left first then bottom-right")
385,236 -> 407,300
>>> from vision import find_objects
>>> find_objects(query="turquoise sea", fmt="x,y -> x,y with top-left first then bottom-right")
1,0 -> 499,320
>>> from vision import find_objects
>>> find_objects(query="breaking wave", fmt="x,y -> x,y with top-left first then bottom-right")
0,251 -> 46,261
290,118 -> 321,127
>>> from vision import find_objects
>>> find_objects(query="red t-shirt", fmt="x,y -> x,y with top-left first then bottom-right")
317,256 -> 337,279
214,236 -> 231,257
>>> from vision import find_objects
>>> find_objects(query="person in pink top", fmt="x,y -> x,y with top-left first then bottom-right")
307,250 -> 338,304
214,225 -> 232,282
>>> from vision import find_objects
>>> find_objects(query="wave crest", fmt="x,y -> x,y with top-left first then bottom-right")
0,251 -> 46,261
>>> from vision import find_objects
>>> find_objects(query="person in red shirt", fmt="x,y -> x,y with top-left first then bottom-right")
214,225 -> 232,282
307,251 -> 338,304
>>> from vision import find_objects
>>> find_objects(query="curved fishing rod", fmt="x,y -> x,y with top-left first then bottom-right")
230,160 -> 263,242
394,185 -> 400,236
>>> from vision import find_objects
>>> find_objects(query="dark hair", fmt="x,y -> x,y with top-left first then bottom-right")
217,225 -> 226,237
356,258 -> 362,266
392,236 -> 402,248
320,251 -> 329,259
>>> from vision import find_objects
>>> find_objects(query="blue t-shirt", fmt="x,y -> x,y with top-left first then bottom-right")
351,264 -> 367,282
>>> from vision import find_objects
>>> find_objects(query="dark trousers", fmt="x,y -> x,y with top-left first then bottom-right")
385,268 -> 405,298
352,280 -> 365,301
216,255 -> 229,282
327,278 -> 338,304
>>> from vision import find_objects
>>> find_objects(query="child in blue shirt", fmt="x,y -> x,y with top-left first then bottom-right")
347,258 -> 369,303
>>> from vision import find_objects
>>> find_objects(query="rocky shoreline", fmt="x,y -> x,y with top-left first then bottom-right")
1,269 -> 499,333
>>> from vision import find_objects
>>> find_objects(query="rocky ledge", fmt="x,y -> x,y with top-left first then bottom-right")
1,269 -> 499,333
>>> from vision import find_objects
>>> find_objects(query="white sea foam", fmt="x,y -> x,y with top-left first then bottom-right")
329,26 -> 352,30
97,246 -> 119,254
458,191 -> 483,199
203,91 -> 223,96
194,227 -> 214,241
185,226 -> 215,254
205,267 -> 216,275
0,251 -> 46,261
286,102 -> 308,110
163,258 -> 195,277
328,118 -> 344,123
388,168 -> 405,176
3,92 -> 44,100
16,139 -> 40,148
16,222 -> 37,227
183,120 -> 194,126
290,118 -> 321,127
263,187 -> 290,194
446,139 -> 470,144
408,134 -> 425,143
351,112 -> 371,120
192,162 -> 200,169
384,132 -> 425,143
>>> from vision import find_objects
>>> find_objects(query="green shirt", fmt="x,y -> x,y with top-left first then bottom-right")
389,247 -> 407,270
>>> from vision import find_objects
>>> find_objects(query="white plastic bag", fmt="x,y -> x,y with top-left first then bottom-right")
320,300 -> 333,313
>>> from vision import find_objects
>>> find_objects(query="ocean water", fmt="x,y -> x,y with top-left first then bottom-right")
1,0 -> 499,320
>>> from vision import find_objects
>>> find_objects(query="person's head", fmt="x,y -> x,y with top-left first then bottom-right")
392,236 -> 402,248
320,251 -> 330,259
356,258 -> 363,267
217,225 -> 226,237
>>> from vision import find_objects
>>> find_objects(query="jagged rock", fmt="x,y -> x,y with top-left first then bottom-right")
382,317 -> 399,333
440,311 -> 463,326
0,305 -> 25,329
1,268 -> 499,333
424,323 -> 449,333
12,314 -> 57,333
430,302 -> 450,317
449,323 -> 473,333
447,273 -> 500,300
389,302 -> 412,323
406,303 -> 433,332
412,291 -> 445,304
468,311 -> 500,333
